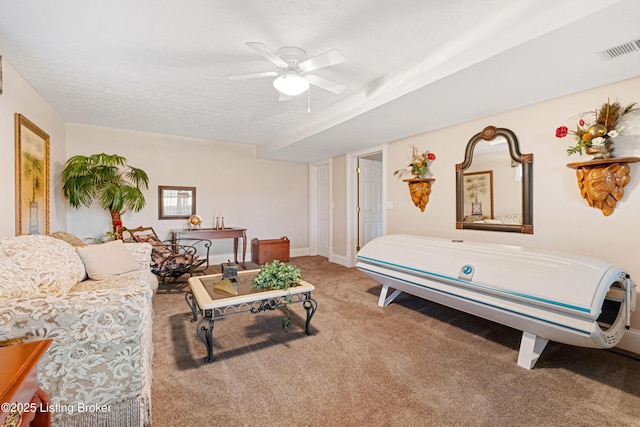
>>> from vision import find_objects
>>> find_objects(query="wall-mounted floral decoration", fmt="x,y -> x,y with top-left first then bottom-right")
555,100 -> 636,159
393,145 -> 436,178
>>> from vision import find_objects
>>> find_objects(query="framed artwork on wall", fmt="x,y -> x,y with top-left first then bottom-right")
158,185 -> 196,219
15,113 -> 50,235
463,170 -> 494,219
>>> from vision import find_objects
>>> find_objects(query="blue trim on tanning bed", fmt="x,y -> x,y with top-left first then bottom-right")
356,255 -> 591,314
356,265 -> 591,336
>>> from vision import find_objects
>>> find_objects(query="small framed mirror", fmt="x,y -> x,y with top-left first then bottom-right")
456,126 -> 533,234
158,186 -> 196,220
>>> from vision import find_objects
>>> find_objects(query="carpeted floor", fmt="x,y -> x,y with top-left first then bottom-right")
150,256 -> 640,426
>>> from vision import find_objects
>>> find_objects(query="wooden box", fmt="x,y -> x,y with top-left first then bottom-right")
251,236 -> 290,265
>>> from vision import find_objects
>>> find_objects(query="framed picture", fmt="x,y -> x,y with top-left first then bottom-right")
158,186 -> 196,219
15,114 -> 50,235
463,170 -> 494,219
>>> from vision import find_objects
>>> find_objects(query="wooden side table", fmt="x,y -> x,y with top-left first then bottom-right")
0,340 -> 52,427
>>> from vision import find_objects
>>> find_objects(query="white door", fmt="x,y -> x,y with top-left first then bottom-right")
317,163 -> 331,257
359,158 -> 382,250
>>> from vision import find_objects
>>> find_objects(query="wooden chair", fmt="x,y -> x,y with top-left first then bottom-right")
122,226 -> 211,283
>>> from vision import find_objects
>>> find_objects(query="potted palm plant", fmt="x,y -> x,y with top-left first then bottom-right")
61,153 -> 149,239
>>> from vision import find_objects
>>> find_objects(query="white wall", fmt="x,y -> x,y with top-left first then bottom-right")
384,76 -> 640,334
0,58 -> 67,237
65,124 -> 310,261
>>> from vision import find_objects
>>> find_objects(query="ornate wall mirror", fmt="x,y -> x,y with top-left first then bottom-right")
456,126 -> 533,233
158,186 -> 196,220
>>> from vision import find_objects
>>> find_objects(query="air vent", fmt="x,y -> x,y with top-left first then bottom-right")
600,39 -> 640,59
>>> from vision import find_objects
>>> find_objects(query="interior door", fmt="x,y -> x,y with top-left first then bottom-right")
358,158 -> 382,250
317,163 -> 331,257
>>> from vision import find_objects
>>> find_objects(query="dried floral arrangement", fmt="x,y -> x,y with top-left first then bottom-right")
393,145 -> 436,178
555,100 -> 636,156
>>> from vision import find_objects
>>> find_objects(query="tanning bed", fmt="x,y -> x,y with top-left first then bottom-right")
355,234 -> 636,369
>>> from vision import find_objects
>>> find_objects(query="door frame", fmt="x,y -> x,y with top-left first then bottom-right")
346,144 -> 387,267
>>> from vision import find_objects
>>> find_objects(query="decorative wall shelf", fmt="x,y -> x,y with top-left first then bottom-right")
403,178 -> 435,212
566,157 -> 640,216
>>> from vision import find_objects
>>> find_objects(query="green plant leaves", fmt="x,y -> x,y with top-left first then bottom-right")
251,260 -> 303,290
61,153 -> 149,212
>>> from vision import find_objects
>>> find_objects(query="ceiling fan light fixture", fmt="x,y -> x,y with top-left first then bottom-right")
273,73 -> 310,96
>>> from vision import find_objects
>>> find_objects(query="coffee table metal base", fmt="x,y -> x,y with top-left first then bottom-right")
185,284 -> 317,363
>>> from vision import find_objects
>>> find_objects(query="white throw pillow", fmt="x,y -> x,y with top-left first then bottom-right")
76,240 -> 141,280
0,235 -> 86,295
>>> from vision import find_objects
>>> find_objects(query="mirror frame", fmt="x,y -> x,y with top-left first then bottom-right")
158,185 -> 196,220
455,126 -> 533,234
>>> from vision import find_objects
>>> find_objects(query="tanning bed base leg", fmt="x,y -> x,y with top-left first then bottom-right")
517,331 -> 549,369
378,284 -> 403,307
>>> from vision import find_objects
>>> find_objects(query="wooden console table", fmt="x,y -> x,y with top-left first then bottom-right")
170,227 -> 247,268
0,339 -> 52,427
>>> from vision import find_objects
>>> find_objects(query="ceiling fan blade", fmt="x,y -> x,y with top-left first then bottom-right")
299,49 -> 346,72
245,42 -> 288,68
304,74 -> 346,94
228,71 -> 279,81
278,93 -> 293,102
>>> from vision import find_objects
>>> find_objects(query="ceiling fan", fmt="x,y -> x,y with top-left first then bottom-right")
228,42 -> 346,101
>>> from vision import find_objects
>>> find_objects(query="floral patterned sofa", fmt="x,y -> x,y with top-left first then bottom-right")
0,234 -> 155,427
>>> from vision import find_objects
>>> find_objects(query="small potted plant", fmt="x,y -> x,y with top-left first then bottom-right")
251,260 -> 303,331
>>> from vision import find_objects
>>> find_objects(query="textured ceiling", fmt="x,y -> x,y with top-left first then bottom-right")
1,0 -> 639,162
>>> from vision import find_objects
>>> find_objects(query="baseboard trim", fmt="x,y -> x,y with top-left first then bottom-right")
329,253 -> 351,268
616,328 -> 640,355
291,248 -> 310,258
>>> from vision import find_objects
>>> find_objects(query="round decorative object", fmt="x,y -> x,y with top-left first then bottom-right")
188,214 -> 202,227
481,126 -> 497,141
587,124 -> 607,137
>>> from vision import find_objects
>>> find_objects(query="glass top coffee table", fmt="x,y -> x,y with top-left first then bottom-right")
186,270 -> 317,362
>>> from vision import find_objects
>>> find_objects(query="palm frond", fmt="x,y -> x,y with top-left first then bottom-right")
61,153 -> 148,213
92,153 -> 127,167
121,185 -> 146,212
100,184 -> 124,212
62,176 -> 96,208
125,167 -> 150,190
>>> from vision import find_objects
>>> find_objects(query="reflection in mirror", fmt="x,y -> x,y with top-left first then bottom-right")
463,170 -> 495,219
456,126 -> 533,234
158,186 -> 196,219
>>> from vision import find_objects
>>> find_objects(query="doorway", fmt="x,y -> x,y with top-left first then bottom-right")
309,160 -> 331,259
356,153 -> 383,252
